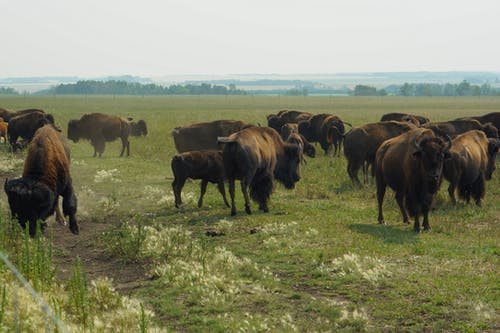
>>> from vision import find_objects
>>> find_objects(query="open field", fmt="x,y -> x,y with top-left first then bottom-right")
0,95 -> 499,332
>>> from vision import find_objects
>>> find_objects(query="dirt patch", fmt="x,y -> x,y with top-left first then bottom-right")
50,216 -> 150,295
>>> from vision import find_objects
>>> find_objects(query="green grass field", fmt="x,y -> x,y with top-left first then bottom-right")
0,95 -> 499,332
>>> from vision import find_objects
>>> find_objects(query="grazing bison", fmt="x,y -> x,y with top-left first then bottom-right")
287,132 -> 316,159
443,130 -> 500,205
67,113 -> 130,157
422,119 -> 498,139
218,127 -> 302,216
375,128 -> 451,232
4,125 -> 79,237
171,150 -> 229,209
344,121 -> 416,185
172,120 -> 253,153
8,111 -> 56,152
298,113 -> 331,143
267,110 -> 312,132
129,119 -> 148,136
380,112 -> 430,125
458,112 -> 500,131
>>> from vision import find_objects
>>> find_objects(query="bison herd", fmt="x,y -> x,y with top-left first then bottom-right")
1,105 -> 499,236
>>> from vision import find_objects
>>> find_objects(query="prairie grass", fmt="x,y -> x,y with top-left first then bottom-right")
0,95 -> 499,332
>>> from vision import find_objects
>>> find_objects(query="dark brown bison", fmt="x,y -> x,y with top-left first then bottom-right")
318,115 -> 352,156
218,127 -> 302,216
298,113 -> 331,143
172,120 -> 253,153
443,130 -> 500,205
0,108 -> 46,122
375,128 -> 451,232
380,112 -> 430,125
344,121 -> 417,185
458,112 -> 500,130
422,119 -> 498,139
4,125 -> 79,237
287,132 -> 316,159
171,150 -> 229,208
67,113 -> 131,157
129,119 -> 148,136
8,111 -> 56,152
267,110 -> 312,132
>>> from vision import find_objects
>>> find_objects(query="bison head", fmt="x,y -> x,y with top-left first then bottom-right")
413,134 -> 451,193
485,139 -> 500,180
275,143 -> 302,189
267,115 -> 284,132
298,120 -> 313,142
137,120 -> 148,136
4,178 -> 57,237
67,119 -> 81,142
482,123 -> 499,139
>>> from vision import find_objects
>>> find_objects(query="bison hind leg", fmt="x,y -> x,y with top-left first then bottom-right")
250,171 -> 273,212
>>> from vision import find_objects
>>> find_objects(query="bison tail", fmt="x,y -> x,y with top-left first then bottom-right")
250,172 -> 273,206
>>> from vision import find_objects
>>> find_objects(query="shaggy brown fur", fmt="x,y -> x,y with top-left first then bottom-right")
172,120 -> 253,153
5,125 -> 79,236
375,128 -> 451,232
8,111 -> 55,151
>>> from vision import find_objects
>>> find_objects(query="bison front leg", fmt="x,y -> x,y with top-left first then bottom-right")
120,137 -> 130,157
62,184 -> 79,235
413,215 -> 421,233
448,182 -> 457,204
217,181 -> 230,208
55,197 -> 67,226
198,180 -> 208,208
422,210 -> 431,231
172,176 -> 186,208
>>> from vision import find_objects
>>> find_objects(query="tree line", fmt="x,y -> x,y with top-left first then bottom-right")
38,80 -> 247,95
355,80 -> 500,96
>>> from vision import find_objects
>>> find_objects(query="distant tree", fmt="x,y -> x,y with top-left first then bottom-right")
400,83 -> 412,96
0,87 -> 18,95
456,80 -> 471,96
354,85 -> 378,96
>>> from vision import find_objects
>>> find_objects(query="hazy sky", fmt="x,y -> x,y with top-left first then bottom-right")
2,0 -> 500,77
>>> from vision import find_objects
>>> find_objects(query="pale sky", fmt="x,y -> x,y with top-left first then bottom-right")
2,0 -> 500,77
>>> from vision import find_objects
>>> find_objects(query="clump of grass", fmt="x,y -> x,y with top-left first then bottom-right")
316,253 -> 391,284
67,257 -> 92,329
103,215 -> 148,263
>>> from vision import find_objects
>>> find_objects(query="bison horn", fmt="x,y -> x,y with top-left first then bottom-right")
413,135 -> 422,152
444,134 -> 452,151
343,121 -> 353,128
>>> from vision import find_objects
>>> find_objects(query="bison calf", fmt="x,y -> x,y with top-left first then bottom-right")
171,150 -> 229,208
4,125 -> 79,237
443,130 -> 500,205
